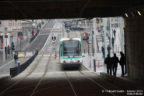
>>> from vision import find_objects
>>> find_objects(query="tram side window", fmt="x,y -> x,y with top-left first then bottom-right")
61,44 -> 64,56
61,43 -> 68,56
76,42 -> 81,55
78,42 -> 81,55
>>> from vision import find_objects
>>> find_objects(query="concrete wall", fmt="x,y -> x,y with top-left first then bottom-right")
126,16 -> 144,81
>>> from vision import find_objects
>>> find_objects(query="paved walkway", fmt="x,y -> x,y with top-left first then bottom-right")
0,56 -> 30,77
0,51 -> 13,66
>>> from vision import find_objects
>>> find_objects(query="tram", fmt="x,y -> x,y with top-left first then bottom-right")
59,38 -> 82,69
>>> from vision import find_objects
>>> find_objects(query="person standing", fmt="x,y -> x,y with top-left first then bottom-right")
104,54 -> 112,75
112,53 -> 119,76
32,30 -> 35,36
54,36 -> 56,41
7,45 -> 10,55
52,36 -> 53,41
5,47 -> 8,59
101,46 -> 105,58
107,45 -> 111,55
11,42 -> 15,56
112,37 -> 115,49
119,52 -> 126,77
52,35 -> 56,41
14,52 -> 18,67
11,42 -> 15,49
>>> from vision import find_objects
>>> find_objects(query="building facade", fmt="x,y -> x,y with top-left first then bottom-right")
0,20 -> 22,49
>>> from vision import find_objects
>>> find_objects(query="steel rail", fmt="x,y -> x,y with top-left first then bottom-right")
30,30 -> 60,96
30,53 -> 52,96
79,71 -> 117,96
64,72 -> 78,96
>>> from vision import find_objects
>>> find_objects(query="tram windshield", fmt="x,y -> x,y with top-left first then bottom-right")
61,40 -> 81,56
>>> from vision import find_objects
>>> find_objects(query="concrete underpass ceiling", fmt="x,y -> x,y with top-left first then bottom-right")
0,0 -> 144,19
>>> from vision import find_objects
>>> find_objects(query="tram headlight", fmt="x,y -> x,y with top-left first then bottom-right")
63,60 -> 68,63
76,60 -> 80,63
60,60 -> 62,63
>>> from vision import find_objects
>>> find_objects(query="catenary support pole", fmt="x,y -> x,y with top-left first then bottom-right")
93,18 -> 97,58
103,18 -> 107,58
93,18 -> 97,71
109,18 -> 112,51
120,17 -> 124,52
2,21 -> 6,63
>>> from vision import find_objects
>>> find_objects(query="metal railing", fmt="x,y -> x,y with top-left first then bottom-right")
10,50 -> 38,78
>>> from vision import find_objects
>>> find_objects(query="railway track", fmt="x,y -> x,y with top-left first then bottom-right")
63,70 -> 127,96
30,31 -> 60,96
30,53 -> 52,96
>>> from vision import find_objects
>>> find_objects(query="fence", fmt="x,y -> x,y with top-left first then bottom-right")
10,50 -> 38,77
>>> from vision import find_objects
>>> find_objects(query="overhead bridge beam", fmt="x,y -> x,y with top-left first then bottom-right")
0,0 -> 144,19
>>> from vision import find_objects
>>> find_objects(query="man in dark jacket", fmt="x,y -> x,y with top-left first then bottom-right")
101,46 -> 105,58
105,54 -> 112,75
14,53 -> 18,67
119,52 -> 126,77
112,53 -> 119,76
107,45 -> 111,55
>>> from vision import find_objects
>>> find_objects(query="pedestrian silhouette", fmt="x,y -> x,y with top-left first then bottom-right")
52,36 -> 53,40
32,30 -> 35,36
5,47 -> 7,59
112,37 -> 115,49
54,36 -> 56,41
104,54 -> 112,75
14,52 -> 18,67
101,46 -> 105,58
113,29 -> 116,38
107,45 -> 111,55
7,46 -> 10,55
112,53 -> 119,76
119,52 -> 126,77
52,36 -> 56,41
11,42 -> 15,50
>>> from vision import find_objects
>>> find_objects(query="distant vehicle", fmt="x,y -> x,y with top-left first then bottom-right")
64,22 -> 71,28
83,32 -> 89,40
59,38 -> 82,69
65,23 -> 71,28
70,25 -> 84,31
